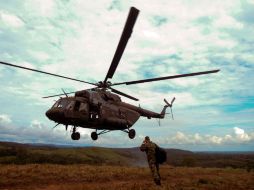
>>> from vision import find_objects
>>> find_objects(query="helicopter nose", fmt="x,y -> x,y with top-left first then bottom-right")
45,109 -> 64,122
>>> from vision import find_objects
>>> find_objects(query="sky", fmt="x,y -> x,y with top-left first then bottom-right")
0,0 -> 253,151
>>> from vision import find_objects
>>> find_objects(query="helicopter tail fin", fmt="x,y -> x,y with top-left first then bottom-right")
160,97 -> 175,119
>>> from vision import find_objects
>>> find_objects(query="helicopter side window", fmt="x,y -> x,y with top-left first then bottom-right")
79,103 -> 88,112
74,101 -> 81,111
66,101 -> 75,110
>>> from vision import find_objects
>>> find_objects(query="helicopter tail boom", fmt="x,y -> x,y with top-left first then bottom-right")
120,97 -> 175,119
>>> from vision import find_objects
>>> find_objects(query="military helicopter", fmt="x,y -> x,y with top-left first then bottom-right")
0,7 -> 219,141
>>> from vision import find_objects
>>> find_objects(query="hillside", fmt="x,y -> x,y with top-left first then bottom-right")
0,141 -> 254,169
0,141 -> 192,166
0,141 -> 137,166
1,141 -> 254,190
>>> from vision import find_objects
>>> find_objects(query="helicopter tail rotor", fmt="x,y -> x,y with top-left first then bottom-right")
164,97 -> 175,108
162,97 -> 176,120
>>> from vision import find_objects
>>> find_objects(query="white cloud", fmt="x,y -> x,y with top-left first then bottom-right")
0,114 -> 12,124
194,133 -> 203,142
208,135 -> 223,144
173,131 -> 188,143
234,127 -> 251,142
214,15 -> 243,29
30,120 -> 43,129
26,0 -> 55,17
0,11 -> 24,28
29,51 -> 49,62
162,127 -> 253,145
143,30 -> 160,39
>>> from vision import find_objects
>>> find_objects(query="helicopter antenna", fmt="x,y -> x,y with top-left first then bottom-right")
61,88 -> 68,97
52,123 -> 60,129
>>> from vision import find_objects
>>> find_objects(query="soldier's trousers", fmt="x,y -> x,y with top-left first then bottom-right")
149,161 -> 160,182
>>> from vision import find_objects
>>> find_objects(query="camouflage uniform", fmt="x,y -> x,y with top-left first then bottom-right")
140,137 -> 161,185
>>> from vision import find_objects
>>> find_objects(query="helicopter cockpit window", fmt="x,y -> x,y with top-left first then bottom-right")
52,101 -> 59,108
53,99 -> 69,108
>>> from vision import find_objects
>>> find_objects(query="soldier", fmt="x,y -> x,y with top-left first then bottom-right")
140,136 -> 161,185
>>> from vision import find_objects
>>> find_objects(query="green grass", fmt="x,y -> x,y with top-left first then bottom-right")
0,143 -> 134,165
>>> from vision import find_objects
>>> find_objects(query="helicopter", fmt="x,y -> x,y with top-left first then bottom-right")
0,7 -> 219,141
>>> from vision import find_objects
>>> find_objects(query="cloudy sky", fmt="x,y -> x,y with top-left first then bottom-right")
0,0 -> 253,151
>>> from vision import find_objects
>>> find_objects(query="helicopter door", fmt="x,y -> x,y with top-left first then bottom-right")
65,100 -> 89,121
74,101 -> 81,111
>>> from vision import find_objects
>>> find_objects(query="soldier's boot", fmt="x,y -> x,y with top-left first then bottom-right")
154,178 -> 161,186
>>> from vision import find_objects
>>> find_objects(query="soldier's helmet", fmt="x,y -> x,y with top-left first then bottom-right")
145,136 -> 150,141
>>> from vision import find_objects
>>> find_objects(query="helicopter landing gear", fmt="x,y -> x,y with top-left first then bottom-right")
91,131 -> 98,141
128,129 -> 136,139
71,126 -> 80,140
71,132 -> 80,140
91,130 -> 111,141
122,128 -> 136,139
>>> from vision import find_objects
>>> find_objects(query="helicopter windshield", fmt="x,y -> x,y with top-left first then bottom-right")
52,99 -> 69,108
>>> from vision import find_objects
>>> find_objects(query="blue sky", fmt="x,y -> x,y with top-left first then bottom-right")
0,0 -> 253,151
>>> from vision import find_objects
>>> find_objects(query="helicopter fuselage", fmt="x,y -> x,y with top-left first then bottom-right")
45,89 -> 164,131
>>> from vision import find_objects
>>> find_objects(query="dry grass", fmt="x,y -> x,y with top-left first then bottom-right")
0,164 -> 253,190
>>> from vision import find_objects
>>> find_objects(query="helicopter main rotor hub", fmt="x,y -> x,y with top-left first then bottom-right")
97,81 -> 112,88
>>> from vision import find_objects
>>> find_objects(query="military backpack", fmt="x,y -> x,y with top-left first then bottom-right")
155,145 -> 167,164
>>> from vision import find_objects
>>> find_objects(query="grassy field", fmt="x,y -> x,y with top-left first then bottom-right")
0,164 -> 253,190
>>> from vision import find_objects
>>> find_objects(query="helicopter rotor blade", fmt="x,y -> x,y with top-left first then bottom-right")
42,91 -> 76,99
109,87 -> 139,101
0,61 -> 97,86
104,7 -> 139,82
112,69 -> 220,86
43,87 -> 98,98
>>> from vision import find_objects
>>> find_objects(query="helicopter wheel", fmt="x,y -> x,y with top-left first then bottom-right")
91,132 -> 98,141
128,129 -> 136,139
71,132 -> 80,140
